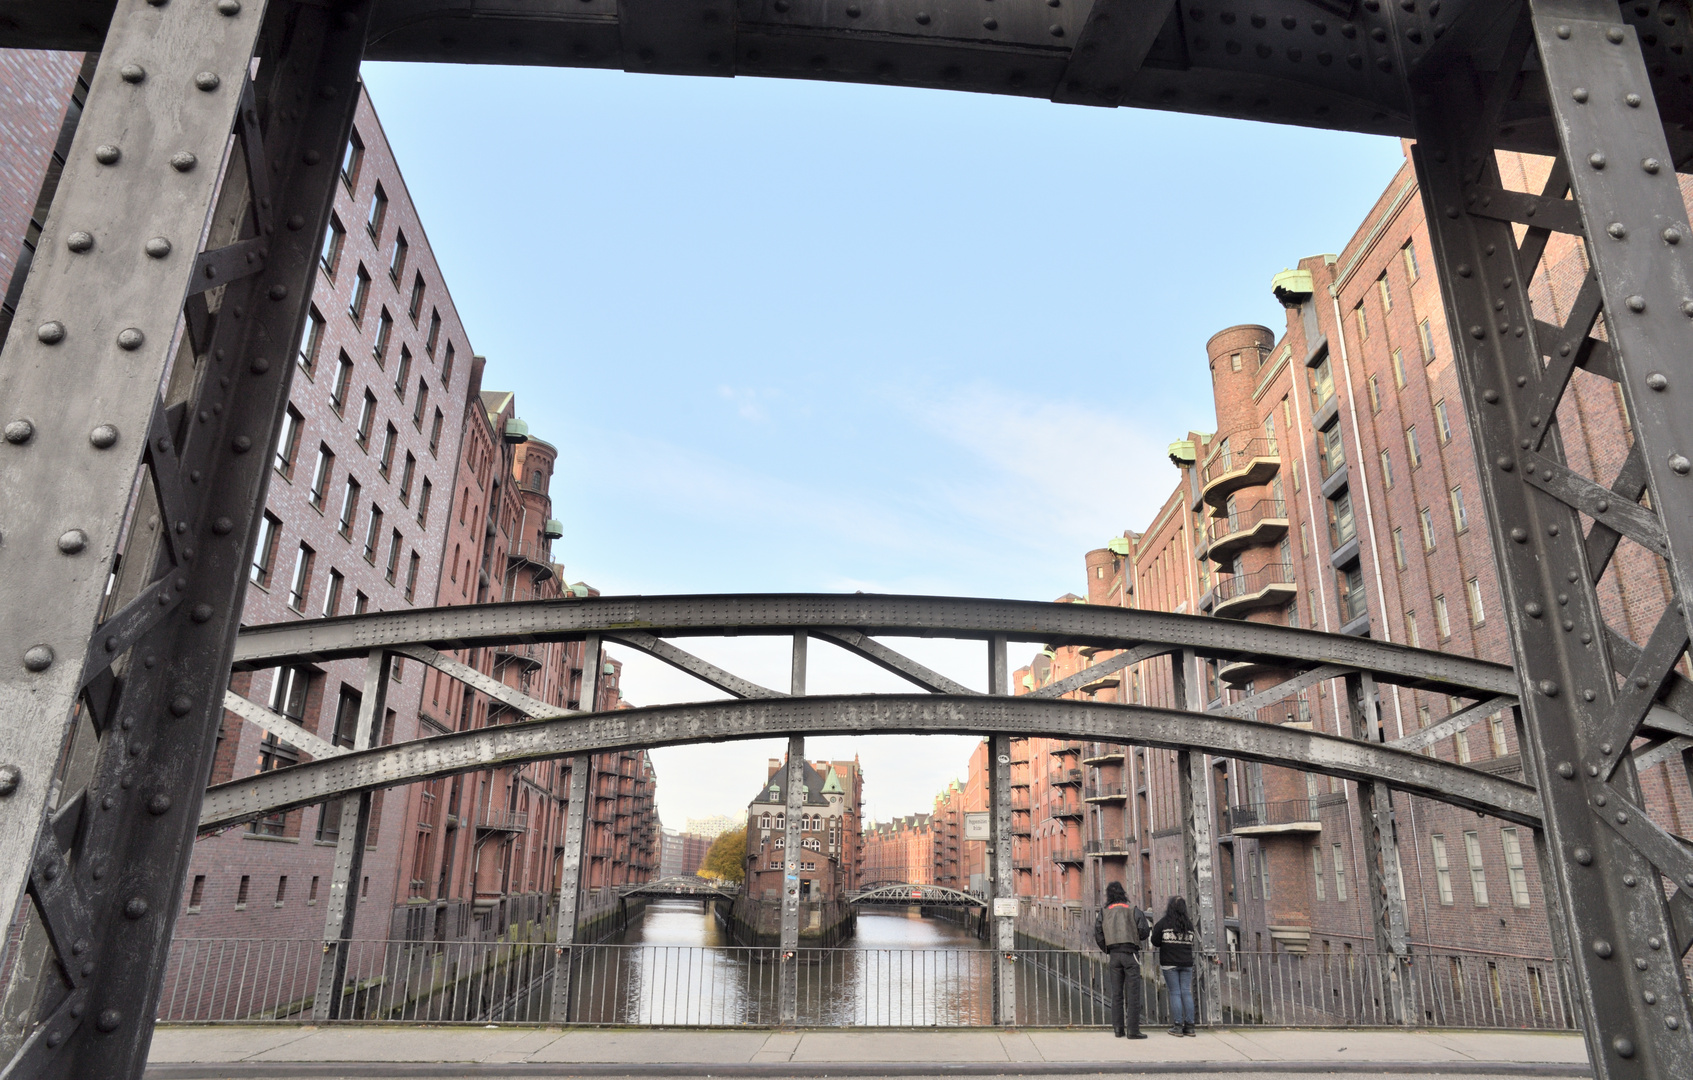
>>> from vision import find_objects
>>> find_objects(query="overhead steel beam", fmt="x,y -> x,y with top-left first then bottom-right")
1052,0 -> 1178,107
811,628 -> 975,696
604,631 -> 784,700
392,644 -> 572,720
1026,642 -> 1169,700
230,593 -> 1519,699
221,691 -> 347,762
1386,695 -> 1518,754
197,692 -> 1543,834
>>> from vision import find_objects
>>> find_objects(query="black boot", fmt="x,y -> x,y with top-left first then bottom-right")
1126,1030 -> 1148,1040
1182,1023 -> 1195,1037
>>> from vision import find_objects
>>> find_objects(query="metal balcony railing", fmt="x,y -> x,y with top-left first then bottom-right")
1213,563 -> 1297,604
1209,498 -> 1289,545
1047,768 -> 1083,787
475,809 -> 528,833
1051,845 -> 1085,864
1339,583 -> 1369,625
1201,434 -> 1279,485
1225,799 -> 1322,833
1048,741 -> 1083,757
1084,837 -> 1134,856
1084,783 -> 1130,802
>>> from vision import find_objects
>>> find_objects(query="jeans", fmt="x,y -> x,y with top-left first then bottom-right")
1106,950 -> 1142,1034
1162,965 -> 1195,1026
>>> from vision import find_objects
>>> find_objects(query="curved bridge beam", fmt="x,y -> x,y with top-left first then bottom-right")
230,592 -> 1518,700
850,883 -> 985,907
198,693 -> 1541,832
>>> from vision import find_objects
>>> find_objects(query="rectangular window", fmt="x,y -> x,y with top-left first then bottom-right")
273,406 -> 303,479
357,390 -> 376,449
340,129 -> 363,191
1466,577 -> 1485,626
349,264 -> 371,324
380,423 -> 398,478
298,306 -> 325,376
417,478 -> 432,526
1450,485 -> 1469,533
1435,399 -> 1453,443
1332,843 -> 1347,901
1418,704 -> 1432,729
1432,835 -> 1454,903
322,567 -> 343,618
1402,241 -> 1420,282
251,512 -> 282,587
1317,422 -> 1345,478
399,452 -> 416,506
275,876 -> 288,906
1366,374 -> 1381,413
1454,728 -> 1472,763
1501,829 -> 1532,908
1405,610 -> 1420,649
1392,527 -> 1406,570
287,543 -> 314,612
1391,347 -> 1406,388
413,379 -> 428,429
188,875 -> 206,912
308,444 -> 334,511
409,272 -> 426,323
1259,848 -> 1271,901
363,506 -> 383,564
373,307 -> 393,363
1309,356 -> 1336,411
1378,274 -> 1392,313
1420,507 -> 1436,551
354,591 -> 369,615
236,876 -> 250,909
394,347 -> 412,399
389,230 -> 408,281
1419,318 -> 1438,364
367,182 -> 388,238
331,351 -> 353,414
338,478 -> 361,538
441,342 -> 455,386
1380,449 -> 1394,488
386,528 -> 402,583
320,214 -> 345,276
429,408 -> 444,455
1311,846 -> 1326,901
1354,304 -> 1368,340
426,309 -> 441,356
1338,564 -> 1366,625
405,551 -> 420,602
1489,711 -> 1509,758
1463,830 -> 1489,906
1434,593 -> 1451,639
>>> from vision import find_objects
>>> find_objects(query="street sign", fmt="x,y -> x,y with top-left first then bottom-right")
964,811 -> 990,841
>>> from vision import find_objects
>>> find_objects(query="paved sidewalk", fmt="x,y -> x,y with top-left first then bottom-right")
144,1025 -> 1592,1077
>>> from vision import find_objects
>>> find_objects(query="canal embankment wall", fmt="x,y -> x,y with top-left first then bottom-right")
720,894 -> 854,947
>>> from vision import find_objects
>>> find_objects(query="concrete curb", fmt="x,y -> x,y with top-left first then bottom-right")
144,1063 -> 1592,1078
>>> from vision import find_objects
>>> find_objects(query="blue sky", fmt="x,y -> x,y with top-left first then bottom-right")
360,62 -> 1407,826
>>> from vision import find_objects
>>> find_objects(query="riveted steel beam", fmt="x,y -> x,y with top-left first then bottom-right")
549,636 -> 599,1024
604,631 -> 783,699
777,634 -> 806,1025
231,593 -> 1519,699
1026,642 -> 1170,700
1172,650 -> 1220,1026
221,691 -> 347,762
197,692 -> 1543,833
987,637 -> 1014,1027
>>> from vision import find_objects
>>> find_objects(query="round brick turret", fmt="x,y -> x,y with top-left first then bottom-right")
1206,324 -> 1276,440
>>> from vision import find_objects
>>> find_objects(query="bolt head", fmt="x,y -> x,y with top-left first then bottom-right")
217,0 -> 241,13
170,151 -> 198,172
57,530 -> 87,554
37,321 -> 64,345
145,237 -> 172,258
120,63 -> 145,83
194,71 -> 221,92
22,645 -> 53,672
4,419 -> 34,444
1589,152 -> 1607,170
1607,27 -> 1625,44
1648,372 -> 1668,390
89,424 -> 118,449
66,231 -> 93,253
95,144 -> 120,165
1672,454 -> 1691,475
117,328 -> 145,351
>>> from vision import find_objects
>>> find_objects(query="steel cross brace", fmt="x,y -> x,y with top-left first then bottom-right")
777,633 -> 807,1026
1413,2 -> 1693,1072
987,636 -> 1016,1026
1172,650 -> 1221,1026
549,635 -> 600,1024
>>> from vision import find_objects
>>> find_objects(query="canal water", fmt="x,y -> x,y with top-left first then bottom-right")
564,900 -> 1000,1026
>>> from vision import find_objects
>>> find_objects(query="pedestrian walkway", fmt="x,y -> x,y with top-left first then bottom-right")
145,1025 -> 1591,1077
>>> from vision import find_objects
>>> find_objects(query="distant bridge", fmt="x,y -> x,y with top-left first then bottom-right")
621,875 -> 739,901
848,883 -> 985,908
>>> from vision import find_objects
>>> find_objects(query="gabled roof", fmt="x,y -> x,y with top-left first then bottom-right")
749,757 -> 829,809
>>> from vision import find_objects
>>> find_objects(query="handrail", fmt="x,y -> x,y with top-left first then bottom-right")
1201,434 -> 1280,484
1214,564 -> 1297,603
1208,498 -> 1289,544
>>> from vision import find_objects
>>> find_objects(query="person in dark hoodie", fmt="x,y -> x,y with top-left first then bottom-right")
1092,881 -> 1150,1039
1151,895 -> 1197,1036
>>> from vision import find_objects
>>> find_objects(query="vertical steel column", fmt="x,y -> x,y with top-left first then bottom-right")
313,651 -> 391,1021
549,635 -> 599,1024
778,632 -> 806,1025
1342,671 -> 1410,1024
1171,649 -> 1220,1025
0,3 -> 371,1076
987,635 -> 1015,1026
1413,5 -> 1693,1071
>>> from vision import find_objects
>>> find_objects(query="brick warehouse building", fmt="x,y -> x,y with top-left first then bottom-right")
969,142 -> 1693,978
0,55 -> 657,973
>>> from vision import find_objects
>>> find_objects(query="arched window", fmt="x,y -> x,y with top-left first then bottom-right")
759,814 -> 772,829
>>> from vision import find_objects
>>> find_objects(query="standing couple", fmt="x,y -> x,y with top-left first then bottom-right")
1091,882 -> 1198,1039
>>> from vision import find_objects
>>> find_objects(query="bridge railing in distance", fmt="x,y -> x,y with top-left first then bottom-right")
155,938 -> 1579,1031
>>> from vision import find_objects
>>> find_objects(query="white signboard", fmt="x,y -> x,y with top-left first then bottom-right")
993,898 -> 1019,918
964,811 -> 991,841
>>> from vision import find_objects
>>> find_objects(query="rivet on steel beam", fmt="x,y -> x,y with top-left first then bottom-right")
1626,93 -> 1642,107
1612,1037 -> 1634,1058
96,1010 -> 121,1033
3,419 -> 34,444
120,64 -> 145,84
66,231 -> 93,252
1623,873 -> 1637,886
1548,523 -> 1560,536
982,16 -> 996,28
1537,679 -> 1558,697
1617,811 -> 1629,824
1664,227 -> 1682,244
1648,372 -> 1668,390
171,151 -> 198,172
1574,847 -> 1592,864
1589,152 -> 1607,170
1593,939 -> 1613,958
1525,601 -> 1543,617
1643,158 -> 1661,174
1572,87 -> 1589,102
145,237 -> 172,258
1050,23 -> 1064,35
58,530 -> 87,555
269,284 -> 288,301
250,356 -> 270,374
213,517 -> 234,534
1496,456 -> 1513,471
1555,24 -> 1570,38
232,435 -> 252,453
170,695 -> 192,716
914,11 -> 928,22
95,145 -> 120,165
194,72 -> 221,92
37,321 -> 65,344
1595,793 -> 1608,807
1482,388 -> 1499,403
846,3 -> 860,15
1671,454 -> 1691,474
286,214 -> 306,231
117,328 -> 145,350
1668,1018 -> 1681,1030
147,794 -> 172,815
124,897 -> 148,919
0,766 -> 20,797
1597,497 -> 1610,512
1607,222 -> 1626,238
1607,27 -> 1625,44
217,0 -> 241,13
22,645 -> 53,672
1510,527 -> 1527,543
1626,295 -> 1646,312
1557,762 -> 1575,778
1469,325 -> 1484,339
1681,299 -> 1693,317
191,604 -> 213,623
1584,688 -> 1596,701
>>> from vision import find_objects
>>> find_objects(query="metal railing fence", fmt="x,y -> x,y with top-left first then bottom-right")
157,939 -> 1579,1032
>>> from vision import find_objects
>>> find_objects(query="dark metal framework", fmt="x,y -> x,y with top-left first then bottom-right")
0,1 -> 1690,1078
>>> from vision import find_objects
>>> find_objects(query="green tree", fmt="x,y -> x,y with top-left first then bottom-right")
699,827 -> 748,883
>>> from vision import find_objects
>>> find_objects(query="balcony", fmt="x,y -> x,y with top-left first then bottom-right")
476,809 -> 528,833
1010,788 -> 1031,811
1047,767 -> 1083,787
1213,563 -> 1298,620
1225,799 -> 1322,837
1086,837 -> 1134,857
493,641 -> 545,671
1082,745 -> 1125,765
1052,846 -> 1085,865
1052,800 -> 1084,820
506,540 -> 555,582
1048,741 -> 1083,757
1207,498 -> 1289,565
1010,817 -> 1032,836
1085,783 -> 1130,803
1200,434 -> 1280,509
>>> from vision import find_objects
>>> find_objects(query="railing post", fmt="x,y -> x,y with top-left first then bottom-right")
549,634 -> 599,1023
1342,671 -> 1411,1025
778,632 -> 806,1025
313,650 -> 392,1021
1172,649 -> 1221,1026
987,634 -> 1016,1026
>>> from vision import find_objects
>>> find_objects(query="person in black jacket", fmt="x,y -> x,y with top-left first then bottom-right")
1092,881 -> 1148,1039
1150,895 -> 1197,1036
